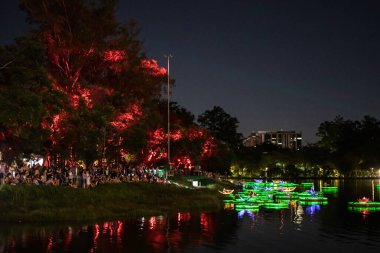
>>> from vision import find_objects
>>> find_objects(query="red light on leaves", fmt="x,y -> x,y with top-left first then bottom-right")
141,59 -> 167,77
171,130 -> 182,141
104,50 -> 126,62
110,104 -> 143,131
71,87 -> 93,108
176,156 -> 192,169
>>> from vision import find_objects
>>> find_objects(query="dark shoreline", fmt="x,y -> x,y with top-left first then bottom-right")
225,177 -> 380,180
0,182 -> 224,224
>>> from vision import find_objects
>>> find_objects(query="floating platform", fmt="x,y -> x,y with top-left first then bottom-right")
322,186 -> 338,192
301,182 -> 314,188
262,203 -> 289,210
276,183 -> 299,188
348,206 -> 380,212
222,181 -> 333,212
275,193 -> 299,201
299,191 -> 324,198
244,181 -> 274,189
235,203 -> 260,211
300,200 -> 328,206
299,196 -> 328,203
347,201 -> 380,208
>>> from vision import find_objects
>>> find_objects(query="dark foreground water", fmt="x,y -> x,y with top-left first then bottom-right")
1,179 -> 380,253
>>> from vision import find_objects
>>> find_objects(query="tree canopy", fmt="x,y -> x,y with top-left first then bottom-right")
317,115 -> 380,174
0,0 -> 216,170
0,1 -> 160,165
197,106 -> 243,150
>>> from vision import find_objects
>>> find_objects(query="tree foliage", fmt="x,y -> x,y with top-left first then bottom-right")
197,106 -> 243,150
0,37 -> 66,164
196,106 -> 245,173
317,115 -> 380,174
0,0 -> 168,166
0,0 -> 219,171
230,115 -> 380,178
142,100 -> 216,170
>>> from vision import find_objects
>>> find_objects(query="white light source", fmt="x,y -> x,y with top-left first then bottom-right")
192,181 -> 200,187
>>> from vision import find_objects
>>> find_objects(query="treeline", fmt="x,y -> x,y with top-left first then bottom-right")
229,116 -> 380,178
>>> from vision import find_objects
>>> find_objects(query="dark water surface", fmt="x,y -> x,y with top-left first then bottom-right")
1,179 -> 380,253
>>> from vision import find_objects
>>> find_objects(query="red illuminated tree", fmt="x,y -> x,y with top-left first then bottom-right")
140,101 -> 216,170
19,0 -> 167,166
1,0 -> 217,169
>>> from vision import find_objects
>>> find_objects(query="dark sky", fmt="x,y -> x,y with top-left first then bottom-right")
1,0 -> 380,143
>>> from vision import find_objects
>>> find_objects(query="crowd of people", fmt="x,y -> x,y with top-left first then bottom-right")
0,162 -> 166,188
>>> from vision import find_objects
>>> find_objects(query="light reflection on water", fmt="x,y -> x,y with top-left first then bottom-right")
0,179 -> 380,253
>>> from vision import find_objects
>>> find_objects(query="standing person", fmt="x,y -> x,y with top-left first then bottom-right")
77,170 -> 82,188
68,169 -> 73,186
86,171 -> 91,188
0,163 -> 5,184
82,170 -> 87,189
72,167 -> 77,185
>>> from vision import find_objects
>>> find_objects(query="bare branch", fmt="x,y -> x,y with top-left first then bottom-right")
60,0 -> 73,44
0,59 -> 16,70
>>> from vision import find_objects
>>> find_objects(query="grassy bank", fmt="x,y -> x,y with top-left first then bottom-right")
0,182 -> 225,223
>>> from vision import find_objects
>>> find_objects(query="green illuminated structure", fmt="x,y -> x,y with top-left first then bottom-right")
301,182 -> 314,188
235,203 -> 260,211
276,182 -> 298,188
262,203 -> 289,209
322,186 -> 338,193
274,192 -> 299,201
348,206 -> 380,212
223,199 -> 235,204
222,180 -> 332,212
299,200 -> 328,206
347,201 -> 380,208
299,191 -> 324,198
299,196 -> 328,203
244,181 -> 274,190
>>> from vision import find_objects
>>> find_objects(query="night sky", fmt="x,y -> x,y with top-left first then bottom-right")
1,0 -> 380,144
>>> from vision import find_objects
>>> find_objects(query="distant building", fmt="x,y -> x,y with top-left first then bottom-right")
243,130 -> 302,150
243,131 -> 267,147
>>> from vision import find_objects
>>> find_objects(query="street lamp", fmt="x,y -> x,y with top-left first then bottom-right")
164,54 -> 173,178
102,127 -> 106,165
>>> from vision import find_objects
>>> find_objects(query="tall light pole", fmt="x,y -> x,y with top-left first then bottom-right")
164,54 -> 173,176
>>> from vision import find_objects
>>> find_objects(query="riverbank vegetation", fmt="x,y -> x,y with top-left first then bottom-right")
0,181 -> 225,223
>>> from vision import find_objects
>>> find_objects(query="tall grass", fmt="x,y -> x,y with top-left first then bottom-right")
0,183 -> 224,223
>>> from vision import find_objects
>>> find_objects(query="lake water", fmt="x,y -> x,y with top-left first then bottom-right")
1,179 -> 380,253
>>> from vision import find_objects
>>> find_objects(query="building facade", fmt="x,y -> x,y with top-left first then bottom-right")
243,130 -> 302,150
